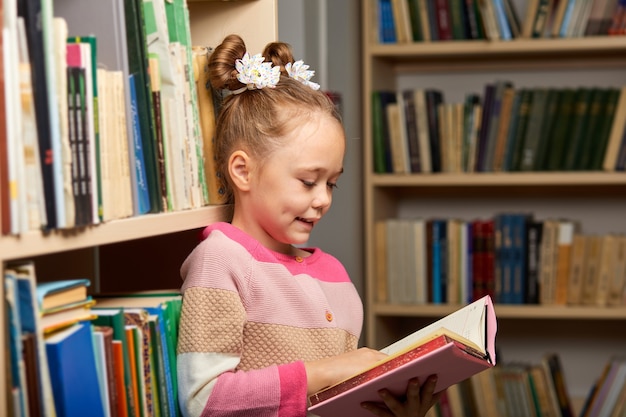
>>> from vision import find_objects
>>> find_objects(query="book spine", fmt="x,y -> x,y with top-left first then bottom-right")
128,74 -> 152,215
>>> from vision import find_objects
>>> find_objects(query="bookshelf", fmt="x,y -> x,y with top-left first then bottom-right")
362,1 -> 626,412
0,0 -> 277,413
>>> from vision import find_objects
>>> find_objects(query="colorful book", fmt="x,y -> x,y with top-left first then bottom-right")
92,308 -> 138,417
308,296 -> 497,417
95,290 -> 182,417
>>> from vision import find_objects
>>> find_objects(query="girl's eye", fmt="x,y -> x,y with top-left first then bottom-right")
327,182 -> 338,190
302,180 -> 316,187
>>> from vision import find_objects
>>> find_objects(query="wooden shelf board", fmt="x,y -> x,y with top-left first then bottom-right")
0,205 -> 231,260
373,303 -> 626,320
368,37 -> 626,58
370,172 -> 626,187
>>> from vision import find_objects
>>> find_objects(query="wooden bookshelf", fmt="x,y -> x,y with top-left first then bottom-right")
0,0 -> 276,413
362,1 -> 626,412
373,303 -> 626,320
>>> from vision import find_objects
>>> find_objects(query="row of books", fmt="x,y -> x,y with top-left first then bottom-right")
581,356 -> 626,417
376,214 -> 626,306
4,260 -> 182,417
374,0 -> 626,44
424,354 -> 577,417
372,84 -> 626,174
0,0 -> 226,236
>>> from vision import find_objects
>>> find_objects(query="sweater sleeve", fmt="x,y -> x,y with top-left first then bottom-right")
177,348 -> 307,417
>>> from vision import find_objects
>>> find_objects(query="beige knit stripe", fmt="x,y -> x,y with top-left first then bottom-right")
239,324 -> 359,370
178,286 -> 246,354
178,287 -> 359,366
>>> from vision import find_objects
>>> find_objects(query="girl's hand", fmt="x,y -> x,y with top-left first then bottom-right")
305,347 -> 388,395
360,375 -> 442,417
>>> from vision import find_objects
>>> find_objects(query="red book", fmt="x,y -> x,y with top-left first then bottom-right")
308,296 -> 497,417
435,0 -> 454,40
472,219 -> 496,301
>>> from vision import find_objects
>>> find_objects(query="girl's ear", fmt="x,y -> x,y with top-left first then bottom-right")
228,150 -> 252,191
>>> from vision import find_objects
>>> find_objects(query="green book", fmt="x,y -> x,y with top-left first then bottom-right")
125,0 -> 162,213
93,308 -> 138,417
449,0 -> 467,40
545,88 -> 576,171
372,91 -> 387,173
182,6 -> 209,206
533,88 -> 561,171
147,316 -> 166,417
590,88 -> 621,170
509,89 -> 533,171
562,87 -> 593,171
68,36 -> 102,221
577,88 -> 609,170
519,88 -> 549,171
407,0 -> 424,41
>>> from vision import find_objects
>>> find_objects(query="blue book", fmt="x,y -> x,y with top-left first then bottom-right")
4,274 -> 28,417
378,0 -> 397,43
129,73 -> 151,214
10,263 -> 57,416
494,214 -> 513,304
559,0 -> 577,37
431,219 -> 448,304
510,213 -> 530,304
492,0 -> 512,40
46,323 -> 106,417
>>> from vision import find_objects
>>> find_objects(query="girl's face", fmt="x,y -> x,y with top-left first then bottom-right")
235,113 -> 345,254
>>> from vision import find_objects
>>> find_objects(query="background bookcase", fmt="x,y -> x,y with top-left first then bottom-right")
362,2 -> 626,412
0,0 -> 277,412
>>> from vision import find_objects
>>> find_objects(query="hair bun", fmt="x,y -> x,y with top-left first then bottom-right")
262,42 -> 296,74
208,34 -> 248,91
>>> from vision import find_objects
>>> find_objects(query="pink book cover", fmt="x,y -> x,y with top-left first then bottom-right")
308,296 -> 497,417
66,43 -> 83,68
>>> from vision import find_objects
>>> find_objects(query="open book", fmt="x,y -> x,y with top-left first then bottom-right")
308,295 -> 497,417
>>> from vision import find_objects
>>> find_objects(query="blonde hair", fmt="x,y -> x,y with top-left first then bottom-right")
208,34 -> 342,204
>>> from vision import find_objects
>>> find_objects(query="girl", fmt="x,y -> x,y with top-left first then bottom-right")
176,34 -> 441,417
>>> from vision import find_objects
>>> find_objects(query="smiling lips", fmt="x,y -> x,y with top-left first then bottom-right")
296,217 -> 317,227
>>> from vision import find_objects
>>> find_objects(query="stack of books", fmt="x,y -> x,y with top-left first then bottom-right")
37,279 -> 96,334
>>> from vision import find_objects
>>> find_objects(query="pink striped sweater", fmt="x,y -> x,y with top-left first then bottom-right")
177,222 -> 363,417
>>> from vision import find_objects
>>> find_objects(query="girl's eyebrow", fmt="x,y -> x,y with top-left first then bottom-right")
299,167 -> 345,175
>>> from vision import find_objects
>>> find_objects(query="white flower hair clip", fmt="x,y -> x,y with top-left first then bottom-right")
230,52 -> 320,95
234,52 -> 280,92
285,60 -> 320,90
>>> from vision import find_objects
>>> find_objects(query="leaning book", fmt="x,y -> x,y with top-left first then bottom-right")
308,295 -> 497,417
